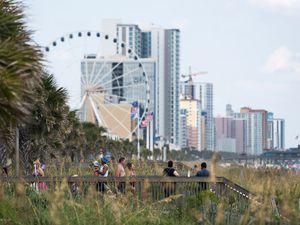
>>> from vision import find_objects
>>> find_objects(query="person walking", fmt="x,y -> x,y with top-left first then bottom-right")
94,157 -> 109,192
127,162 -> 135,177
115,157 -> 126,193
127,162 -> 136,192
115,157 -> 126,177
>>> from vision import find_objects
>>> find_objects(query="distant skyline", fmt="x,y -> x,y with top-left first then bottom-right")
25,0 -> 300,148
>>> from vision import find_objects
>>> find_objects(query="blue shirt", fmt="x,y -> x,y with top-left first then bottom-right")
196,169 -> 210,177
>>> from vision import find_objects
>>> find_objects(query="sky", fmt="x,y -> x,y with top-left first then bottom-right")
24,0 -> 300,148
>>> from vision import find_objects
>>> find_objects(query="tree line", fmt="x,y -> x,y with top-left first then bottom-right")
0,0 -> 144,174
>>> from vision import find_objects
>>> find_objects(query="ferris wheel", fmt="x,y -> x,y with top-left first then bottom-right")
42,31 -> 152,141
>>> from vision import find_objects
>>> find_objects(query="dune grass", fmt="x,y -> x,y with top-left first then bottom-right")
1,163 -> 300,224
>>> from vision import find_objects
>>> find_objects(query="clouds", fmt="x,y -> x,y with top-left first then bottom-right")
249,0 -> 300,13
263,47 -> 300,74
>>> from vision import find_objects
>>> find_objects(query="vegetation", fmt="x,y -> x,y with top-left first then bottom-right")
1,166 -> 300,224
0,0 -> 41,132
1,1 -> 300,224
217,166 -> 300,223
0,0 -> 42,167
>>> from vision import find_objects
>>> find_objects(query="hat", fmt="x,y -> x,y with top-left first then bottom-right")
93,161 -> 99,167
101,157 -> 109,164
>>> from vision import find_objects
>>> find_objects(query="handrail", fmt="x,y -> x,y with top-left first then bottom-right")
0,175 -> 251,199
0,176 -> 222,183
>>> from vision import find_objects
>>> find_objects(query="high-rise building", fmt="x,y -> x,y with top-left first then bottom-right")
241,107 -> 268,150
181,82 -> 214,151
180,99 -> 202,150
216,138 -> 236,153
214,116 -> 246,153
215,117 -> 233,140
116,24 -> 142,58
179,109 -> 188,149
228,105 -> 284,154
141,31 -> 151,58
226,104 -> 234,117
233,119 -> 247,154
102,20 -> 181,148
267,112 -> 274,149
234,107 -> 268,155
150,28 -> 180,147
273,118 -> 285,150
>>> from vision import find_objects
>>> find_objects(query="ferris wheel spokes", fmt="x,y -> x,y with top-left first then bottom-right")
96,67 -> 141,89
102,98 -> 133,114
89,59 -> 107,86
92,83 -> 146,93
90,94 -> 132,136
78,93 -> 87,110
92,60 -> 124,88
88,94 -> 109,130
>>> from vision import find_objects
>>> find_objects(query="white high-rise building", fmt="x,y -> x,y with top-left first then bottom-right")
116,24 -> 142,58
234,111 -> 264,155
273,118 -> 285,150
102,20 -> 181,148
149,28 -> 180,147
181,82 -> 214,151
179,109 -> 188,149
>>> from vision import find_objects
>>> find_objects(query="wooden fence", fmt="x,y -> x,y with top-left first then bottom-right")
0,176 -> 251,202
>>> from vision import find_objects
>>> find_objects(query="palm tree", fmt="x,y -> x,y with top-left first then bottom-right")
81,122 -> 107,158
0,0 -> 41,132
0,0 -> 42,168
63,110 -> 83,162
27,74 -> 69,160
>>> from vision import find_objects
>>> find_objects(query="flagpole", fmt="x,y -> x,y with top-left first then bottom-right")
137,102 -> 140,160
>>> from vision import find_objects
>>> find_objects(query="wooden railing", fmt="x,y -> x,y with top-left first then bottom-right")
0,176 -> 251,201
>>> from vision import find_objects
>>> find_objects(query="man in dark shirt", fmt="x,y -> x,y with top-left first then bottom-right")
196,162 -> 210,191
196,162 -> 210,177
163,160 -> 180,177
162,160 -> 179,197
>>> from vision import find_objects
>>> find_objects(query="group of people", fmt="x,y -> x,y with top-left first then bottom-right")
92,156 -> 136,192
163,160 -> 210,177
3,157 -> 209,194
91,156 -> 209,194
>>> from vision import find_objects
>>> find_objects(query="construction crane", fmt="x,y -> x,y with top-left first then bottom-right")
181,66 -> 208,99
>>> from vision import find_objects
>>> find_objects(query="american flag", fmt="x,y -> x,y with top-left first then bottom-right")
140,112 -> 154,128
131,101 -> 138,120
